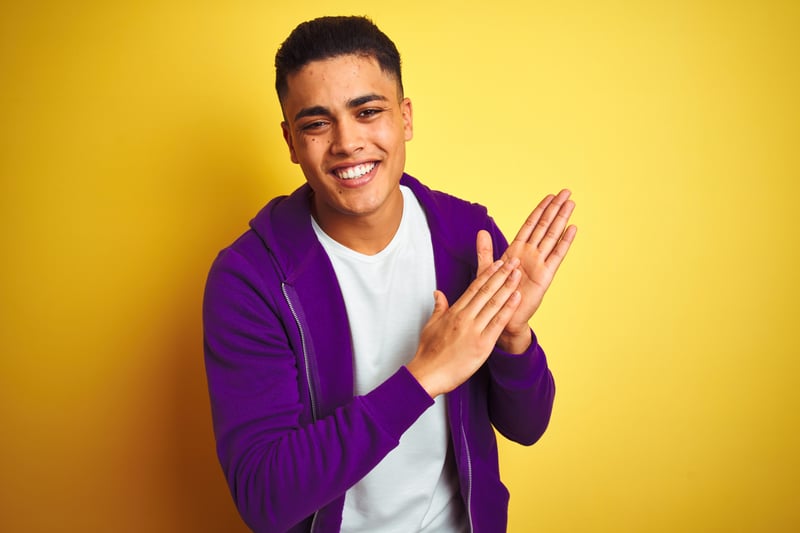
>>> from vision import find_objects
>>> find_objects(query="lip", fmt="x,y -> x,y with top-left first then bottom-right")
329,161 -> 380,188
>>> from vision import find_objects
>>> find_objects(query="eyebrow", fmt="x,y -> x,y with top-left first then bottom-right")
293,93 -> 390,122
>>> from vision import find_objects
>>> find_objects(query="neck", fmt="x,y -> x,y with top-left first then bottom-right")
312,188 -> 404,255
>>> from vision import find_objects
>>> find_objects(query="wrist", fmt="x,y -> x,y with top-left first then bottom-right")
405,361 -> 441,399
497,327 -> 532,355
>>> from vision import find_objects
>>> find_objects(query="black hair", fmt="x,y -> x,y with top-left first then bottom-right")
275,16 -> 403,102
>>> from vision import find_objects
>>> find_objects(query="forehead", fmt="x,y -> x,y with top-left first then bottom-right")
282,54 -> 400,112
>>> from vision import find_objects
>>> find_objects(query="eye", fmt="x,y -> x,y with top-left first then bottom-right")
300,120 -> 329,132
357,108 -> 383,119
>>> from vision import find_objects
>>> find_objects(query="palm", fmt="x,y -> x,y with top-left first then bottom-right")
478,189 -> 577,340
501,239 -> 556,332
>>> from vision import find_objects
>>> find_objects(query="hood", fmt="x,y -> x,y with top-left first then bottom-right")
248,182 -> 321,283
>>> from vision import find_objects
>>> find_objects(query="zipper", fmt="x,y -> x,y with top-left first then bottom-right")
281,282 -> 318,422
459,396 -> 474,532
281,282 -> 320,531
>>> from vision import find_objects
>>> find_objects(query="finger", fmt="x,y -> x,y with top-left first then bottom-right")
544,224 -> 578,272
528,189 -> 572,248
449,258 -> 506,313
458,258 -> 520,318
512,194 -> 555,245
482,289 -> 522,342
475,230 -> 494,275
538,198 -> 576,257
473,267 -> 522,330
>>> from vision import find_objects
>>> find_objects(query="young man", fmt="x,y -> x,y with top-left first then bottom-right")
203,16 -> 576,533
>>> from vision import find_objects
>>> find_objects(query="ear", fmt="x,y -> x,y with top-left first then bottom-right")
281,121 -> 299,164
401,97 -> 413,141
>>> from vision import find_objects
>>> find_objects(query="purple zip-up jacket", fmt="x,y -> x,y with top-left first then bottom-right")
203,174 -> 555,532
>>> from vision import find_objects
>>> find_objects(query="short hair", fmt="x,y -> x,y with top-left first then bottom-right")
275,16 -> 403,103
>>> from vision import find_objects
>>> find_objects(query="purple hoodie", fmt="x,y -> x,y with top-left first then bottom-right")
203,174 -> 555,532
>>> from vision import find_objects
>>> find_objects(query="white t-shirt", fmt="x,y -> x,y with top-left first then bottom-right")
311,186 -> 468,532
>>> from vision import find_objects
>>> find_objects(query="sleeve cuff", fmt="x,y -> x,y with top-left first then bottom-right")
360,366 -> 435,440
488,329 -> 549,390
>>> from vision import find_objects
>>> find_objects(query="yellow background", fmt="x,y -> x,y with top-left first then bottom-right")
2,1 -> 798,531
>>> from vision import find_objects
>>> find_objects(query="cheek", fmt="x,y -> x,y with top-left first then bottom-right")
297,136 -> 328,157
374,125 -> 401,147
305,137 -> 332,147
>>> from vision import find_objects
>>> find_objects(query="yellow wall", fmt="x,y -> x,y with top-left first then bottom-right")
2,1 -> 798,531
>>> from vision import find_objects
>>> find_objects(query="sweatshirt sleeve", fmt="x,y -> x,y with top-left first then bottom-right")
203,247 -> 434,532
487,332 -> 556,445
483,216 -> 556,446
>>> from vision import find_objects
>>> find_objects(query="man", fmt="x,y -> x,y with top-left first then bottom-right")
203,15 -> 576,533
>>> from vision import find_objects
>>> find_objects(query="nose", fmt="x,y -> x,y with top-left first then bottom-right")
330,117 -> 364,156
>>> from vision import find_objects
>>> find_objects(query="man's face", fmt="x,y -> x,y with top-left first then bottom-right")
280,54 -> 413,233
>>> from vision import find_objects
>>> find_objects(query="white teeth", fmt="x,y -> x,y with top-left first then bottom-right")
335,162 -> 376,180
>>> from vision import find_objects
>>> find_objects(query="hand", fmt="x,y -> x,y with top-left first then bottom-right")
477,189 -> 577,354
407,258 -> 523,398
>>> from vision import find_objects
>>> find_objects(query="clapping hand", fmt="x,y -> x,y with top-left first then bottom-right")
476,189 -> 577,354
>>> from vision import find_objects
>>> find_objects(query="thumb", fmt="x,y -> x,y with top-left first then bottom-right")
430,290 -> 449,320
476,229 -> 494,275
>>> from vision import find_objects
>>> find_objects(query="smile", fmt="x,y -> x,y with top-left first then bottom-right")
334,162 -> 377,180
